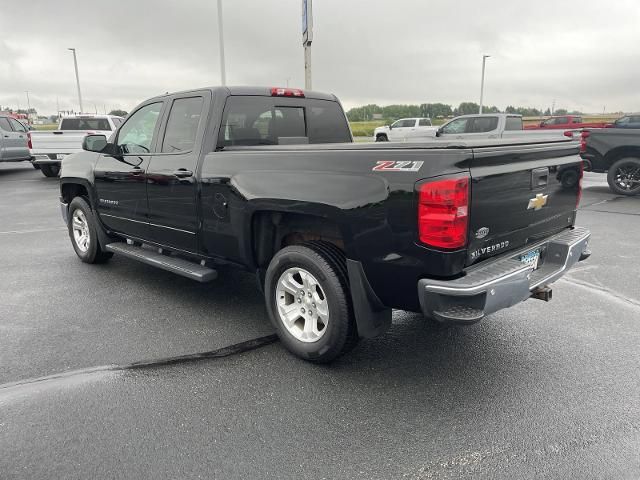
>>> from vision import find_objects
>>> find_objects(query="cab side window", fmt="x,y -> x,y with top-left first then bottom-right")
418,118 -> 431,127
161,97 -> 204,153
117,103 -> 163,154
441,118 -> 468,134
9,118 -> 27,132
0,117 -> 12,131
468,116 -> 498,133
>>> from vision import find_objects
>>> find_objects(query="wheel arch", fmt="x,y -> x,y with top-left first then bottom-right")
603,146 -> 640,167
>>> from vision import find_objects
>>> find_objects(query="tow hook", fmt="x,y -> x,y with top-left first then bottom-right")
579,248 -> 592,262
531,286 -> 553,302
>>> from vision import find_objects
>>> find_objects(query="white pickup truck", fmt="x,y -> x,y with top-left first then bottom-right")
373,117 -> 438,142
434,114 -> 573,141
30,114 -> 124,177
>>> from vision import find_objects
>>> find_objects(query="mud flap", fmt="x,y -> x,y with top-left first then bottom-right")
346,259 -> 392,339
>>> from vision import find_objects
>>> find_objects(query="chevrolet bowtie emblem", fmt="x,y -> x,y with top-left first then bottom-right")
527,193 -> 548,211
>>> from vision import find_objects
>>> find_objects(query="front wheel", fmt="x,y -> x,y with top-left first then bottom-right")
375,134 -> 388,142
265,242 -> 358,363
67,197 -> 113,264
40,164 -> 60,177
607,158 -> 640,196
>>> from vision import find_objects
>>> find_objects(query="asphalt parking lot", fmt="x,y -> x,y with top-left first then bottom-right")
1,162 -> 639,479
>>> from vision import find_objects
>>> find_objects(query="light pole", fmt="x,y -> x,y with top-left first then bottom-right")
217,0 -> 226,86
302,0 -> 313,90
25,91 -> 31,116
479,54 -> 490,114
68,48 -> 84,113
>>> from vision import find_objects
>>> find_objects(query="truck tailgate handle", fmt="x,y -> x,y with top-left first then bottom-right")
173,169 -> 193,178
531,167 -> 549,189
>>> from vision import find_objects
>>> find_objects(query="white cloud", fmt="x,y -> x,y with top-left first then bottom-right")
1,0 -> 639,115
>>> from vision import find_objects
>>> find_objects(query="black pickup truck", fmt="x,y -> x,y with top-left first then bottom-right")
580,128 -> 640,195
59,86 -> 591,362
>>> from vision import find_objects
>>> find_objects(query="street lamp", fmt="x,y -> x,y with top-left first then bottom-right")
25,90 -> 31,113
68,48 -> 84,113
217,0 -> 226,86
479,54 -> 490,114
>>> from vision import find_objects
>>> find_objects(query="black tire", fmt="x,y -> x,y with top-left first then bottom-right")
67,197 -> 113,264
32,163 -> 41,170
607,157 -> 640,196
376,134 -> 388,142
40,164 -> 60,177
265,241 -> 358,363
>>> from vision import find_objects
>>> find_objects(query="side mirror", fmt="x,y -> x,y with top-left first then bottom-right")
388,125 -> 393,130
435,128 -> 442,137
82,134 -> 108,153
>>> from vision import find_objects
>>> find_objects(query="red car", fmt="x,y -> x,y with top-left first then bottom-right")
524,115 -> 608,130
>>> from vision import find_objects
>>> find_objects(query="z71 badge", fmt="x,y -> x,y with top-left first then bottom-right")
372,160 -> 424,172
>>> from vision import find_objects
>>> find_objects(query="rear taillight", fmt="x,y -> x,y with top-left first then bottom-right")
563,131 -> 574,138
270,87 -> 305,97
417,175 -> 470,249
579,130 -> 590,154
27,132 -> 32,149
577,161 -> 584,208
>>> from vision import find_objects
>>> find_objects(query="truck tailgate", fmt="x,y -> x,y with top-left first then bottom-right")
466,141 -> 581,265
29,131 -> 94,155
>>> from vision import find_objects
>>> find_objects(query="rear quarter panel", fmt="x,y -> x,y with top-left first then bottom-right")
199,145 -> 472,310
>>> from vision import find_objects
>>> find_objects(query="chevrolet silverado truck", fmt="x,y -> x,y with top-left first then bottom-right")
29,114 -> 124,177
580,128 -> 640,195
59,86 -> 591,363
374,118 -> 438,142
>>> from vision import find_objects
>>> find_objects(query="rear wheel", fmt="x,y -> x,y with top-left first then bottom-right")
67,197 -> 113,264
376,134 -> 388,142
607,157 -> 640,196
40,164 -> 60,177
265,242 -> 358,363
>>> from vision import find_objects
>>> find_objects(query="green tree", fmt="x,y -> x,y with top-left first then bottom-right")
109,109 -> 128,117
457,102 -> 480,115
420,103 -> 453,118
554,108 -> 568,115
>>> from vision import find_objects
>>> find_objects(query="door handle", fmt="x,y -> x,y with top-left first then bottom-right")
130,167 -> 144,175
173,169 -> 193,178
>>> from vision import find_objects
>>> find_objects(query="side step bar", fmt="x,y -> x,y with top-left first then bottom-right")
105,243 -> 218,283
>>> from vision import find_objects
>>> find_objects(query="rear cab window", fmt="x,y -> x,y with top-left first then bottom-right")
60,118 -> 112,131
217,96 -> 351,147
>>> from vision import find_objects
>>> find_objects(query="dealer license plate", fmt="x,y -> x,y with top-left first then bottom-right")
519,248 -> 541,270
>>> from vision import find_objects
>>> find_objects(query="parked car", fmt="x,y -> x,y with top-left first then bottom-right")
29,114 -> 124,177
59,86 -> 590,363
374,118 -> 437,142
524,115 -> 608,130
435,114 -> 571,140
0,114 -> 32,163
606,114 -> 640,129
580,128 -> 640,195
